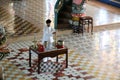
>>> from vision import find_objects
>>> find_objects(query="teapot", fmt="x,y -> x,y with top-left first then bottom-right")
37,43 -> 44,52
56,40 -> 64,48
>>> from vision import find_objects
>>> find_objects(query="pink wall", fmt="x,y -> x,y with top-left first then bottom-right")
73,0 -> 82,5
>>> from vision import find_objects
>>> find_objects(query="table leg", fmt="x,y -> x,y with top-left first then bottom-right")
29,50 -> 31,67
88,20 -> 89,33
56,55 -> 58,62
38,55 -> 40,74
82,21 -> 84,36
91,19 -> 93,35
66,53 -> 68,68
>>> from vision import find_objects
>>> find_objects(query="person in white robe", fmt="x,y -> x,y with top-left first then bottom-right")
42,19 -> 56,49
42,19 -> 56,62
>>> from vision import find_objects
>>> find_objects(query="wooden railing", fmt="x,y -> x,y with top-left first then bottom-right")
54,0 -> 65,29
55,0 -> 64,13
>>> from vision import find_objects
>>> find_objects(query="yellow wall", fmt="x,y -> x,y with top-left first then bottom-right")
0,0 -> 45,28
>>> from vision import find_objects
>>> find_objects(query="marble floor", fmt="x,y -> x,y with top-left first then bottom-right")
0,0 -> 120,80
86,1 -> 120,26
1,23 -> 120,80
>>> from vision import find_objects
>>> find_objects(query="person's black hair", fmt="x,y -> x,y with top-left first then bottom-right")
46,19 -> 51,23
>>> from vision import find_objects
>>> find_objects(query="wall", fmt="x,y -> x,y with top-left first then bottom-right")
0,0 -> 15,34
0,0 -> 45,28
99,0 -> 120,8
13,0 -> 45,28
0,0 -> 13,10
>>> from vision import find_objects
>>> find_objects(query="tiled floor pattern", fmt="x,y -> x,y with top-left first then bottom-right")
59,29 -> 120,80
0,0 -> 120,79
0,24 -> 120,80
0,7 -> 40,37
0,59 -> 32,80
1,41 -> 96,80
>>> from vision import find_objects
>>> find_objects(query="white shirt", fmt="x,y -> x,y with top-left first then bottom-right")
42,26 -> 55,43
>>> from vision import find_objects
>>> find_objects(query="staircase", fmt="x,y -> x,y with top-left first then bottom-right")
55,0 -> 72,29
0,7 -> 41,37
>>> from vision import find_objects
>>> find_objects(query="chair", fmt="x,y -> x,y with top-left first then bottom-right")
79,16 -> 93,35
72,16 -> 80,33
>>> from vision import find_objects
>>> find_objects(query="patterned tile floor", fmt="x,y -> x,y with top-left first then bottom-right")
0,0 -> 120,79
0,23 -> 120,80
1,41 -> 96,80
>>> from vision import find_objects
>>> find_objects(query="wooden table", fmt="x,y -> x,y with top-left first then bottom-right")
29,47 -> 68,74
